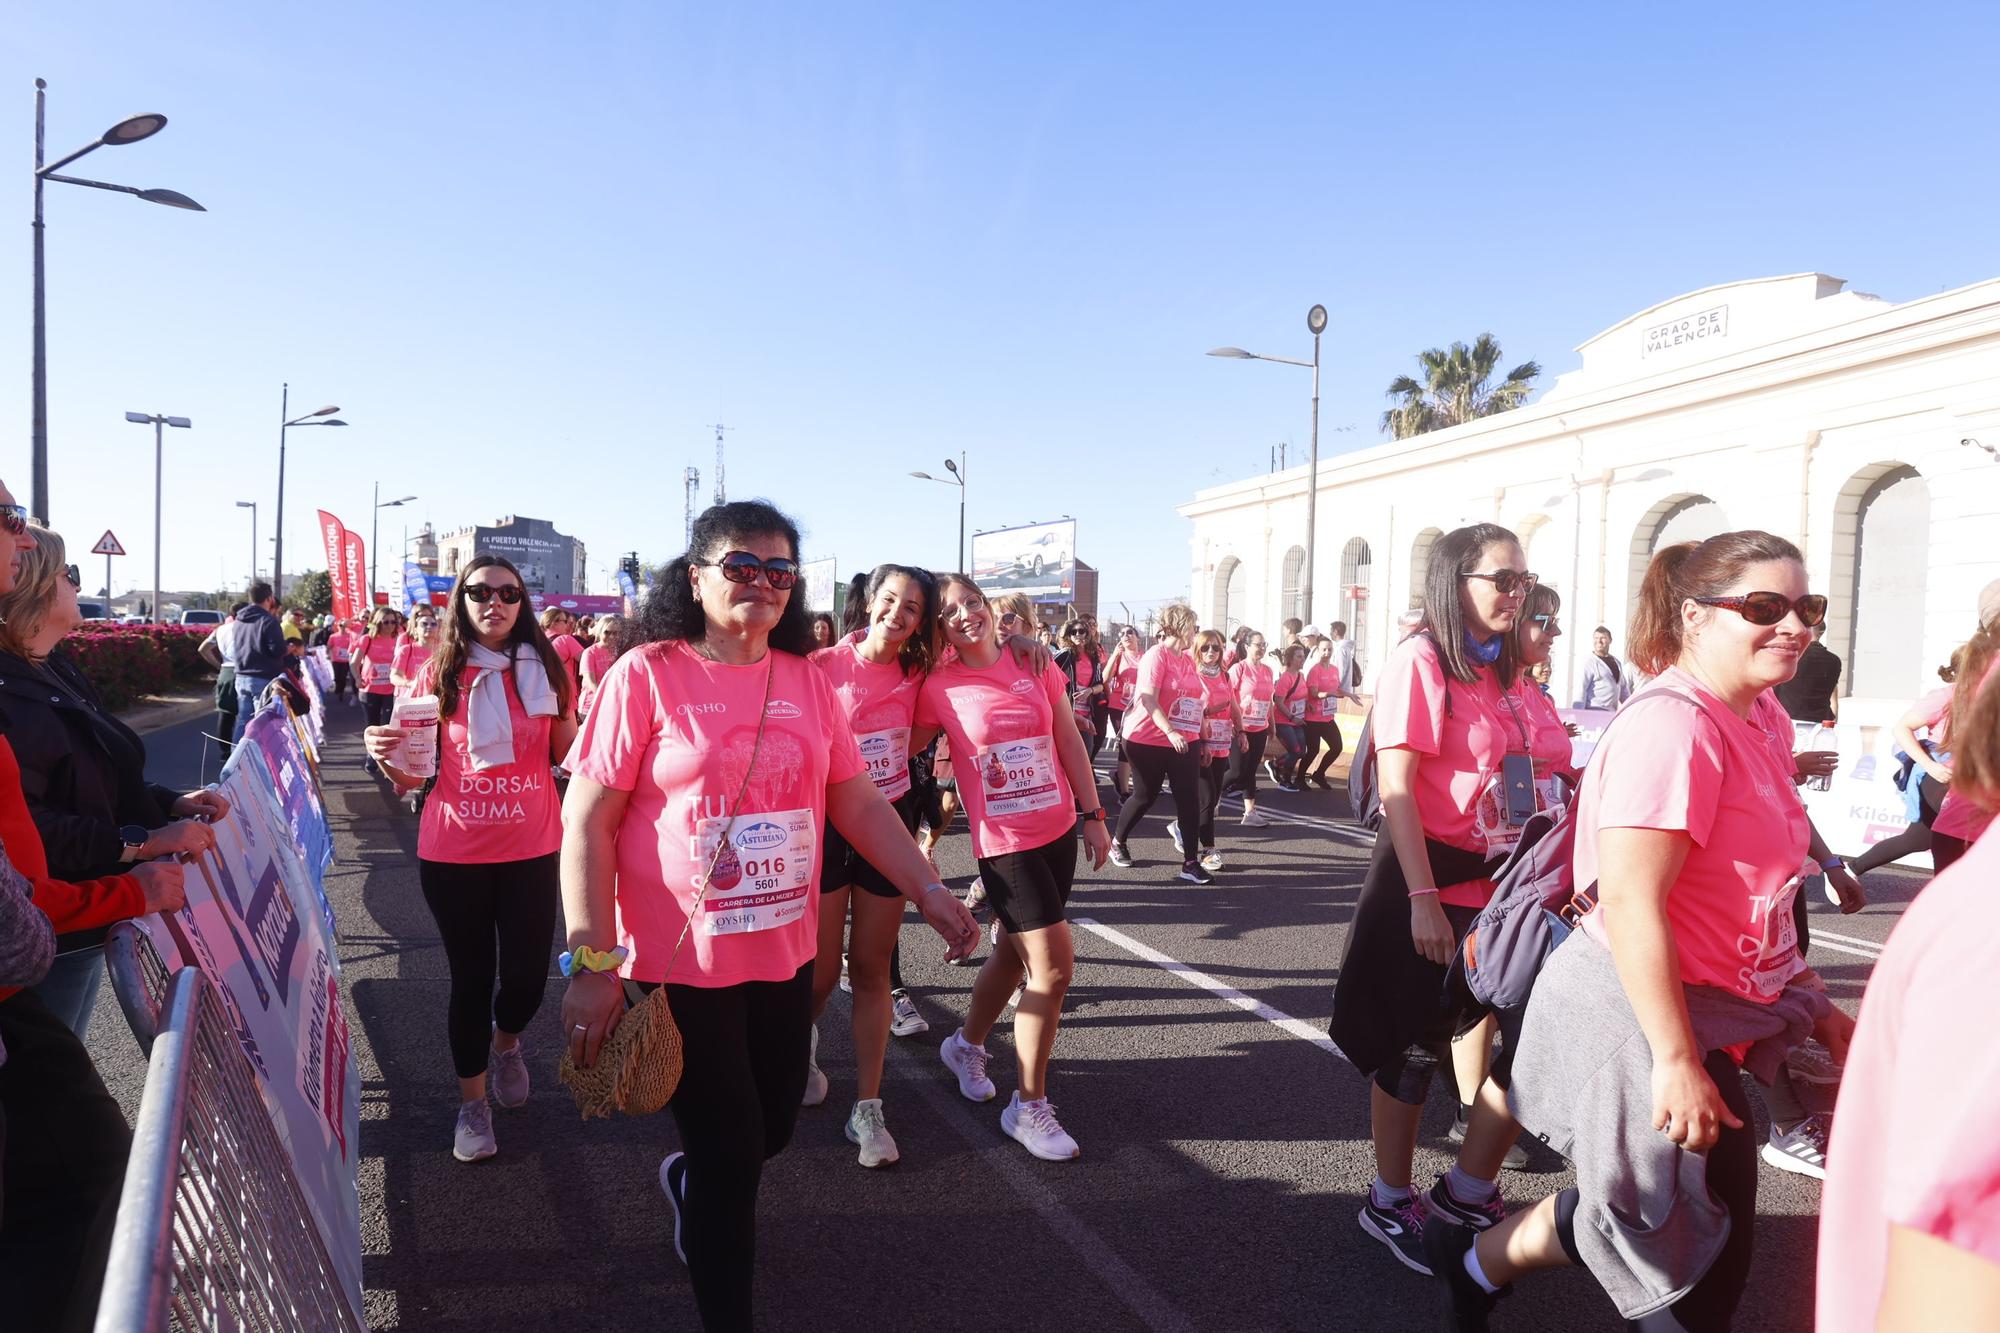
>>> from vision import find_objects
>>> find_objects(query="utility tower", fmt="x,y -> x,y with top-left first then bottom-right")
710,423 -> 733,503
684,466 -> 700,547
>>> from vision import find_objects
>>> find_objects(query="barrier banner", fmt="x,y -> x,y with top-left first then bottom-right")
136,699 -> 364,1316
316,512 -> 352,622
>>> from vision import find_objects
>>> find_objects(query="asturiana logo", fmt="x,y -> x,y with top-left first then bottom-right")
765,699 -> 803,720
860,735 -> 891,757
1009,679 -> 1037,694
737,821 -> 788,851
1001,743 -> 1035,764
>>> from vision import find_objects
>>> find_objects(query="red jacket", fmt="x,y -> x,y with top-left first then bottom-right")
0,735 -> 144,1002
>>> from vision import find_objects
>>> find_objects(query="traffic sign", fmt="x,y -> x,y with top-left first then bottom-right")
91,530 -> 126,557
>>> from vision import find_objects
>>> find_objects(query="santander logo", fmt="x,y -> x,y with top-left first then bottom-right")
765,699 -> 802,720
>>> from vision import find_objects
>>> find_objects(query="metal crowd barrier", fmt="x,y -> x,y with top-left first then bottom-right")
96,929 -> 365,1332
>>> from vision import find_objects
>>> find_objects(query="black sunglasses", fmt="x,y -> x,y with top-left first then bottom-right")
1694,592 -> 1828,628
1460,568 -> 1539,596
62,563 -> 80,589
464,584 -> 525,605
701,551 -> 800,590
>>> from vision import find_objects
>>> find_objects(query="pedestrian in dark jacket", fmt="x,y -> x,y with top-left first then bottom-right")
227,581 -> 290,742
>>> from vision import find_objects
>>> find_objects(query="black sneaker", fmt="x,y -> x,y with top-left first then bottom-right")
1424,1175 -> 1507,1231
1177,860 -> 1215,886
1423,1214 -> 1505,1332
658,1151 -> 689,1266
1357,1194 -> 1431,1275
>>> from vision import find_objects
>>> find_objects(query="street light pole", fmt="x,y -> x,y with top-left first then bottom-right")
908,454 -> 968,571
271,385 -> 347,596
30,80 -> 204,526
372,483 -> 417,600
235,500 -> 257,590
125,411 -> 191,622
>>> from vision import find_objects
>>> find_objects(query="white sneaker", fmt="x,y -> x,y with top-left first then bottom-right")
1200,848 -> 1224,871
940,1027 -> 997,1102
1004,981 -> 1026,1011
1240,809 -> 1272,828
658,1151 -> 689,1265
452,1097 -> 496,1163
803,1024 -> 829,1107
846,1098 -> 901,1168
838,952 -> 851,993
1001,1092 -> 1080,1161
1169,822 -> 1186,856
890,990 -> 929,1037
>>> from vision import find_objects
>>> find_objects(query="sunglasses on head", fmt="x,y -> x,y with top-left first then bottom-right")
1460,568 -> 1539,596
701,551 -> 799,590
1694,592 -> 1828,628
0,504 -> 27,538
464,583 -> 524,605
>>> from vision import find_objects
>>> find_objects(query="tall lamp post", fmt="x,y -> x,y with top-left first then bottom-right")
1209,304 -> 1329,621
272,384 -> 346,597
124,411 -> 191,622
235,500 -> 257,588
909,453 -> 967,571
372,484 -> 417,600
32,79 -> 204,526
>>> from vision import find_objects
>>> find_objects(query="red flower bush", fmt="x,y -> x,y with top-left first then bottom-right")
59,623 -> 216,712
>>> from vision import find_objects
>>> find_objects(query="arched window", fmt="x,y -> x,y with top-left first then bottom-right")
1409,528 -> 1443,610
1339,537 -> 1373,671
1628,494 -> 1729,607
1213,556 -> 1246,632
1842,464 -> 1929,698
1279,546 -> 1306,624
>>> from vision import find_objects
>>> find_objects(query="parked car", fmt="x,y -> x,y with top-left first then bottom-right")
78,600 -> 111,621
179,609 -> 224,626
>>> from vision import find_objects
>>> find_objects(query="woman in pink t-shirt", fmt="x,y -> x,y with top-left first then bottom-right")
540,607 -> 587,700
912,573 -> 1109,1163
1227,631 -> 1276,825
1271,643 -> 1309,789
559,503 -> 975,1331
355,608 -> 403,771
1103,625 -> 1143,794
576,613 -> 626,718
1108,604 -> 1213,884
1191,628 -> 1245,870
1922,604 -> 2000,871
326,621 -> 357,702
363,557 -> 578,1165
1442,530 -> 1858,1331
1297,635 -> 1361,791
390,604 -> 438,695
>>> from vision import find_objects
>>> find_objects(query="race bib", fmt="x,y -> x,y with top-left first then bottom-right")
1470,767 -> 1563,856
856,727 -> 912,800
1169,695 -> 1204,738
693,808 -> 815,936
1203,716 -> 1234,756
1307,692 -> 1336,722
975,735 -> 1062,817
1243,698 -> 1271,724
1737,876 -> 1803,999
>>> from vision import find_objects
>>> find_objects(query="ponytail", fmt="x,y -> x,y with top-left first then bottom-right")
1626,529 -> 1805,678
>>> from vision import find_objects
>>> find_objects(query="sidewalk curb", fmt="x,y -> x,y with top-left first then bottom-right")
120,693 -> 216,737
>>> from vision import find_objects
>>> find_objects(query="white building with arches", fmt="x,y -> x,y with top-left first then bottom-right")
1180,272 -> 2000,712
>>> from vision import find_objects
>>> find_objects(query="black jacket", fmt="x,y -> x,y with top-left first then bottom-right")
1774,640 -> 1842,724
0,649 -> 177,882
230,603 -> 290,678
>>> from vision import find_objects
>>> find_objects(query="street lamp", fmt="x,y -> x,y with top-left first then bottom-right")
235,500 -> 257,589
909,453 -> 967,572
32,80 -> 204,526
271,384 -> 346,597
1209,303 -> 1328,620
124,411 -> 191,622
372,485 -> 417,599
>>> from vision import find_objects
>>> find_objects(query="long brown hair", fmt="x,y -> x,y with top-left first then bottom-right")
1626,530 -> 1804,678
1951,629 -> 2000,812
429,556 -> 573,720
1945,621 -> 2000,755
1422,523 -> 1522,688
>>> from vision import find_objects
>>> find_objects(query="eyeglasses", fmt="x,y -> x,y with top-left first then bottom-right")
1460,569 -> 1539,596
464,584 -> 525,605
62,563 -> 80,589
0,505 -> 27,537
1199,645 -> 1223,655
1693,592 -> 1828,628
700,551 -> 800,590
1528,613 -> 1560,631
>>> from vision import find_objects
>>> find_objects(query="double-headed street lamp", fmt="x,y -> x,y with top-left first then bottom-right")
1209,304 -> 1329,622
235,500 -> 258,589
909,454 -> 967,572
32,79 -> 205,526
372,485 -> 417,599
124,411 -> 191,623
272,385 -> 347,596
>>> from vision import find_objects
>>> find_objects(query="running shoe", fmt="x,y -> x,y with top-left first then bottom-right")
889,990 -> 929,1038
1199,848 -> 1224,872
1169,822 -> 1186,856
1177,861 -> 1215,886
1001,1093 -> 1080,1161
1240,809 -> 1272,828
489,1035 -> 530,1109
1358,1193 -> 1431,1275
1004,981 -> 1026,1011
1311,776 -> 1335,792
803,1024 -> 829,1107
1422,1215 -> 1506,1331
964,879 -> 989,912
1263,760 -> 1280,786
940,1027 -> 997,1102
838,951 -> 851,993
846,1098 -> 900,1168
658,1151 -> 689,1265
1108,843 -> 1134,868
1786,1038 -> 1843,1088
1424,1174 -> 1508,1231
1447,1106 -> 1530,1170
1762,1115 -> 1829,1180
1275,780 -> 1301,794
452,1097 -> 496,1163
363,758 -> 381,778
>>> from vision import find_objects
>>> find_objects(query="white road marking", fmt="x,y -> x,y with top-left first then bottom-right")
1808,927 -> 1886,958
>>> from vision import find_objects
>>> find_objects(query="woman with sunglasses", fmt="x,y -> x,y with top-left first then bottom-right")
1103,625 -> 1144,797
364,558 -> 575,1164
1108,603 -> 1213,885
913,573 -> 1109,1161
391,604 -> 440,695
577,613 -> 627,719
1429,532 -> 1856,1330
355,608 -> 403,773
560,504 -> 975,1331
806,563 -> 940,1168
540,607 -> 587,701
1191,628 -> 1246,870
1056,621 -> 1104,757
1330,524 -> 1547,1278
1271,642 -> 1309,791
1227,630 -> 1277,826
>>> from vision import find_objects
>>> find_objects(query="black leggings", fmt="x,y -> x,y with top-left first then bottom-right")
332,660 -> 353,701
1852,774 -> 1946,874
1933,832 -> 1970,873
646,962 -> 813,1333
1088,704 -> 1109,760
1199,754 -> 1230,847
1553,1049 -> 1756,1332
1226,729 -> 1269,799
417,854 -> 560,1079
1301,720 -> 1343,782
1112,740 -> 1202,858
364,691 -> 394,729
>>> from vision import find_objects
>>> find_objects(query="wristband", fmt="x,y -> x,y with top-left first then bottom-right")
920,883 -> 951,898
559,944 -> 629,978
1819,856 -> 1845,872
1407,887 -> 1440,899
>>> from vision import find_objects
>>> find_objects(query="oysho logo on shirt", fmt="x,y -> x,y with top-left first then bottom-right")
765,699 -> 803,720
1009,679 -> 1037,695
676,702 -> 727,717
737,821 -> 788,851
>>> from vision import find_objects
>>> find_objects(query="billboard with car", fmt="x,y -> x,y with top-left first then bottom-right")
970,520 -> 1077,601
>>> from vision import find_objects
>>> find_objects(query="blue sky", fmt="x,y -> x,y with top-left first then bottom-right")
9,2 -> 1997,611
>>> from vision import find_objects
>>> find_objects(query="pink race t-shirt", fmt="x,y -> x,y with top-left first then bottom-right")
1123,644 -> 1203,748
916,653 -> 1077,859
811,639 -> 923,800
1274,670 -> 1307,724
1198,669 -> 1235,758
417,666 -> 562,865
1818,827 -> 2000,1331
357,635 -> 397,694
1305,663 -> 1344,722
391,641 -> 432,695
1231,661 -> 1275,732
564,642 -> 863,987
577,644 -> 612,714
326,631 -> 353,664
1574,670 -> 1810,1003
1513,678 -> 1578,790
1929,663 -> 1999,843
1105,652 -> 1140,712
551,633 -> 586,695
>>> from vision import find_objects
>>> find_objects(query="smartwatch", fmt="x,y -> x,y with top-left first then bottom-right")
1819,855 -> 1845,872
1082,808 -> 1107,823
119,824 -> 150,863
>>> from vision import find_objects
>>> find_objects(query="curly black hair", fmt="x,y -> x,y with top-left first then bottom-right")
635,500 -> 814,656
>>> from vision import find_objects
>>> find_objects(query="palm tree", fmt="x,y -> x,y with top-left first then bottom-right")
1381,333 -> 1541,439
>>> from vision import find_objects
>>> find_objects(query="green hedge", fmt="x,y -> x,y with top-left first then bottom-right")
61,624 -> 215,712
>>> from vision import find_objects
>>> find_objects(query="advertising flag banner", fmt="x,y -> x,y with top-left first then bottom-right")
970,519 -> 1077,601
801,558 -> 838,615
402,561 -> 430,611
316,512 -> 351,621
339,528 -> 369,622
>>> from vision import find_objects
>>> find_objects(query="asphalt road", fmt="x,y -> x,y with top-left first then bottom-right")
91,704 -> 1919,1331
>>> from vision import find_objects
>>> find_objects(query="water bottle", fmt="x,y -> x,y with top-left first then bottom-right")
1807,724 -> 1835,791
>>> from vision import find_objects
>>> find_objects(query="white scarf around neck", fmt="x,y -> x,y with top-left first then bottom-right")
465,642 -> 558,770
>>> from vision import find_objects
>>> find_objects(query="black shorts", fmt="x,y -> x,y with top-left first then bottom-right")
820,791 -> 920,900
976,834 -> 1078,934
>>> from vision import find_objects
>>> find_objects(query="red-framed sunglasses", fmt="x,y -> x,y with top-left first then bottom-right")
1694,592 -> 1828,628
